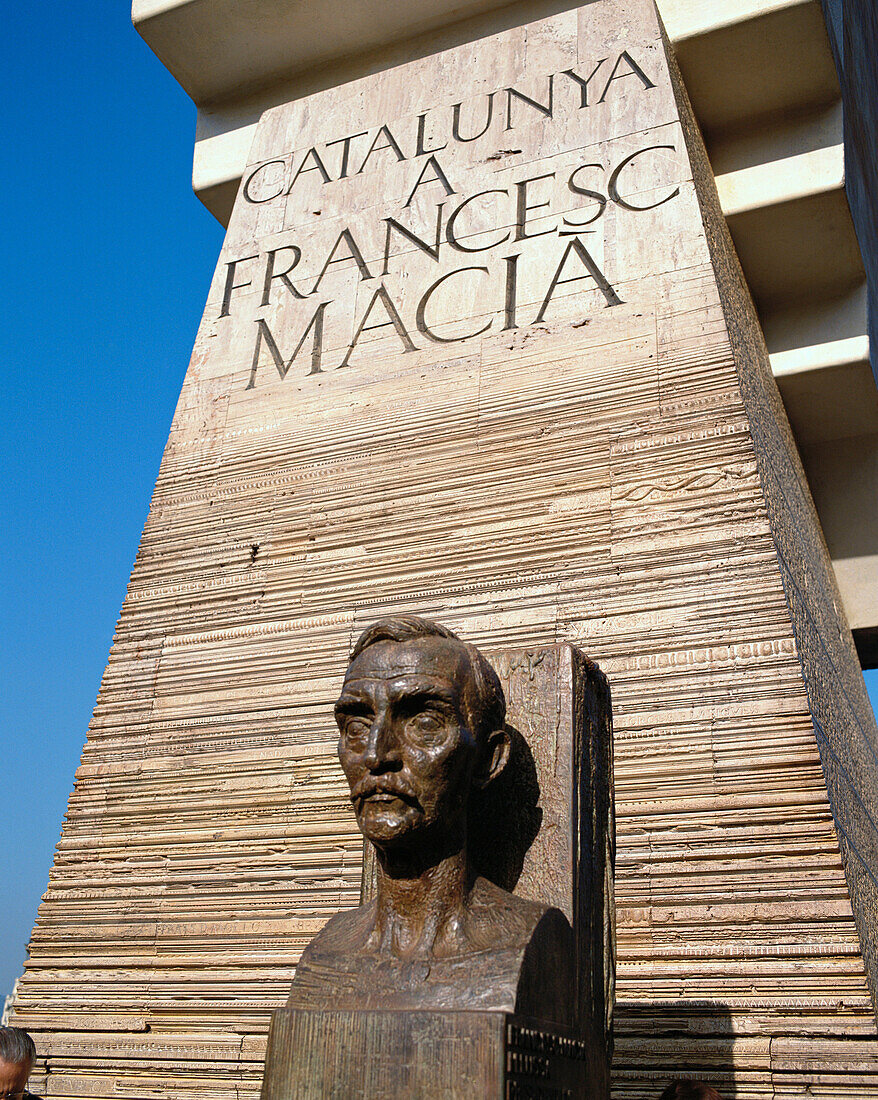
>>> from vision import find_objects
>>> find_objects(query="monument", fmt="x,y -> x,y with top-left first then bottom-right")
11,0 -> 878,1096
261,616 -> 613,1097
288,618 -> 574,1021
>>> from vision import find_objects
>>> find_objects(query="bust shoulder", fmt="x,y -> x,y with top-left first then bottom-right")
300,878 -> 554,961
288,878 -> 574,1023
459,876 -> 557,951
299,898 -> 377,959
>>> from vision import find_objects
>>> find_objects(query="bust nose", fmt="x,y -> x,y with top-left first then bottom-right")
361,709 -> 402,772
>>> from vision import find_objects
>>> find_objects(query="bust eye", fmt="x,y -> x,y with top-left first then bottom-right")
407,710 -> 447,739
339,714 -> 371,746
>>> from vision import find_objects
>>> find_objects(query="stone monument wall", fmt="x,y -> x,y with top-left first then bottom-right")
13,1 -> 878,1096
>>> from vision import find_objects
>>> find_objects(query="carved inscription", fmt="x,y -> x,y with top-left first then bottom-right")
239,57 -> 655,202
218,56 -> 681,385
504,1021 -> 591,1099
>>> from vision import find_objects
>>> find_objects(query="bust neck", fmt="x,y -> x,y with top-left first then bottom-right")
371,839 -> 474,958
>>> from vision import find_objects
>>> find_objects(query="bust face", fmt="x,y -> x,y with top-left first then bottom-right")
334,636 -> 483,850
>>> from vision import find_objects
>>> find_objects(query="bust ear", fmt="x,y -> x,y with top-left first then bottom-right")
475,726 -> 511,788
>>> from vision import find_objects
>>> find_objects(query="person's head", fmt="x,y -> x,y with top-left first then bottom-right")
658,1081 -> 722,1100
335,616 -> 510,853
0,1027 -> 36,1100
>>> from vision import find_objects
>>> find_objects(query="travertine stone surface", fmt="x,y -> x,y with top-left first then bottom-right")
13,1 -> 878,1097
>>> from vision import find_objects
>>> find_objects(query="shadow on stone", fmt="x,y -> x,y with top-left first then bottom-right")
468,723 -> 543,892
614,1000 -> 736,1098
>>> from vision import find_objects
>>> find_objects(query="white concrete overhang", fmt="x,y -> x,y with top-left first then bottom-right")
132,0 -> 531,107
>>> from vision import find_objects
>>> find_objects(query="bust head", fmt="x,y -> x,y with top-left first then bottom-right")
334,617 -> 511,858
658,1082 -> 722,1100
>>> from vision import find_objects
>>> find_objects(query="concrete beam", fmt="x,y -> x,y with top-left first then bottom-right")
132,0 -> 525,105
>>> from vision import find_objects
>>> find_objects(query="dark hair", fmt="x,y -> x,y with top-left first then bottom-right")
659,1081 -> 722,1100
349,616 -> 506,741
0,1026 -> 36,1066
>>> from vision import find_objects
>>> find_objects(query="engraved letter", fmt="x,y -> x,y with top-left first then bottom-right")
608,145 -> 680,211
404,156 -> 457,208
503,253 -> 520,331
339,286 -> 417,367
286,147 -> 332,192
562,164 -> 606,231
452,94 -> 495,143
561,61 -> 607,107
261,246 -> 306,306
446,190 -> 510,253
357,125 -> 408,173
325,131 -> 368,179
415,267 -> 492,343
311,229 -> 374,295
381,205 -> 445,275
416,112 -> 448,157
514,172 -> 556,240
533,237 -> 622,322
246,305 -> 330,388
220,254 -> 258,318
242,159 -> 287,204
505,77 -> 554,130
599,51 -> 656,102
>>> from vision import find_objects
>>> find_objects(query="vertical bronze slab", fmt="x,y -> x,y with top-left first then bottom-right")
490,645 -> 615,1079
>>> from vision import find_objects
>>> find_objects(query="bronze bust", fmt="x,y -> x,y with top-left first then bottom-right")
287,616 -> 574,1024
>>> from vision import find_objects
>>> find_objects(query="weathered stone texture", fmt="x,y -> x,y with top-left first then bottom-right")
12,1 -> 878,1097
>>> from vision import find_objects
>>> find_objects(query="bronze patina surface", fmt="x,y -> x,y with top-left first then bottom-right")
263,618 -> 611,1098
287,616 -> 575,1023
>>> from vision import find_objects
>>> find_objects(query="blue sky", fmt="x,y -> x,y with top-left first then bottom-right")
1,1 -> 223,998
1,0 -> 876,1005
